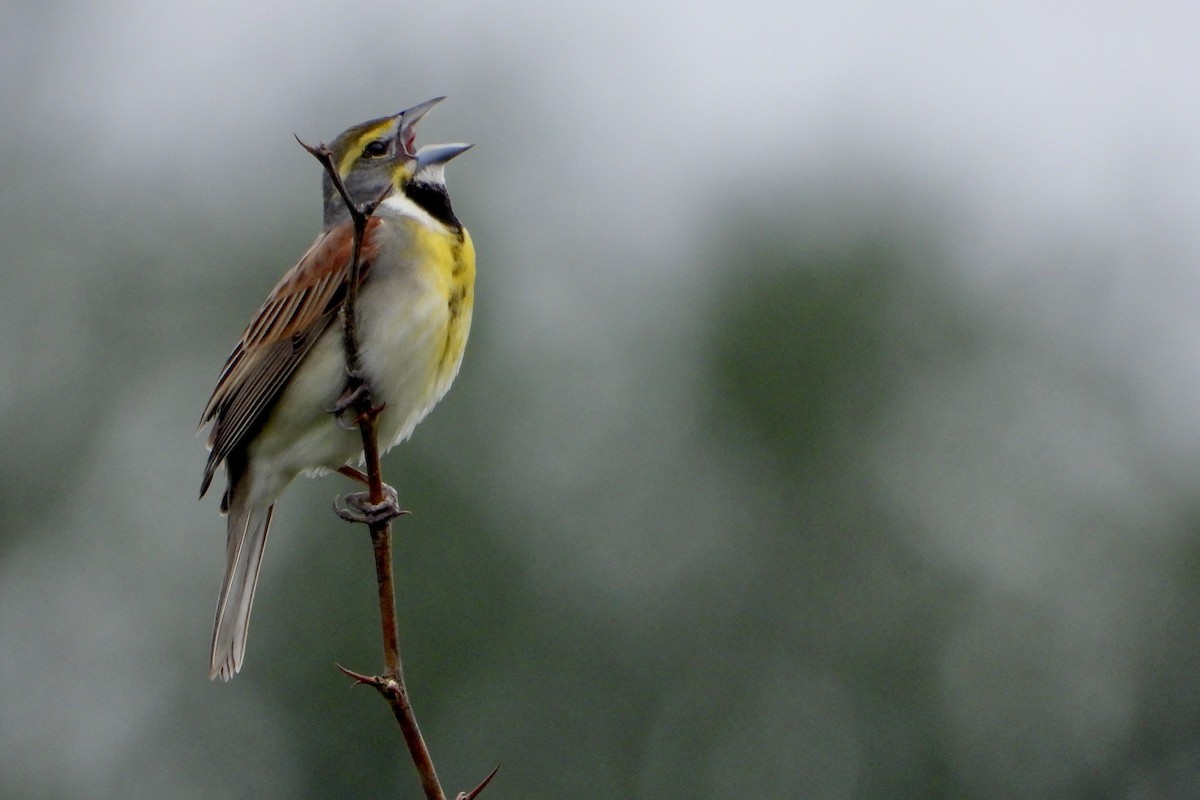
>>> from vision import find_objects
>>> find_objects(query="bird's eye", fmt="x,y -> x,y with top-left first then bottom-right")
362,139 -> 389,158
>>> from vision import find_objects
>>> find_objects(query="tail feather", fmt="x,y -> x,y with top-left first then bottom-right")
209,499 -> 274,681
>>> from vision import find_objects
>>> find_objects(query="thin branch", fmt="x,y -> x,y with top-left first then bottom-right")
337,664 -> 452,800
297,136 -> 495,800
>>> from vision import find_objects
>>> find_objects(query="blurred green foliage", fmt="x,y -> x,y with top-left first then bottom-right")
4,105 -> 1200,800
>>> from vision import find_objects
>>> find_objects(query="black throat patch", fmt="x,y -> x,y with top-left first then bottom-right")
406,182 -> 460,228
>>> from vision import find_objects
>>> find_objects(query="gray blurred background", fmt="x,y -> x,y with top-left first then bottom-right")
4,1 -> 1200,797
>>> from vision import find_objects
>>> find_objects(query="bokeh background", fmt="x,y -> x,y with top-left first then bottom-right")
4,1 -> 1200,797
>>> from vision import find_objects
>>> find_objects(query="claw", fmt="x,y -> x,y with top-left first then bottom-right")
347,482 -> 399,512
334,403 -> 387,431
333,483 -> 407,525
329,384 -> 388,431
328,382 -> 368,417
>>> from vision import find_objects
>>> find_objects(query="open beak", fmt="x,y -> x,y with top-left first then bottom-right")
415,142 -> 474,170
397,96 -> 446,155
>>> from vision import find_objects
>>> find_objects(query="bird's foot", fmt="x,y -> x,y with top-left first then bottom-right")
328,378 -> 387,428
334,483 -> 408,525
328,379 -> 368,416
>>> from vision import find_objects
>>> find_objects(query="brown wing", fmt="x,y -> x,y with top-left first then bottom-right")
199,217 -> 381,497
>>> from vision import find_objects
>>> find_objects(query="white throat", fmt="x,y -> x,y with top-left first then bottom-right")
379,190 -> 443,230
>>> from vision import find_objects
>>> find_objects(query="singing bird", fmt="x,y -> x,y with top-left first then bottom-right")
199,99 -> 475,680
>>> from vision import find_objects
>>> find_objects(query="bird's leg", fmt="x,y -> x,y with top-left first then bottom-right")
328,369 -> 399,523
336,465 -> 369,485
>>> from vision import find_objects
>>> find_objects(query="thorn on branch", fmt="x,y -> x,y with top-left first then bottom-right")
363,183 -> 394,217
335,663 -> 379,688
294,134 -> 330,160
456,764 -> 501,800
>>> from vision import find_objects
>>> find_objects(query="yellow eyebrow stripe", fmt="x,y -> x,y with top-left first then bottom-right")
336,119 -> 398,176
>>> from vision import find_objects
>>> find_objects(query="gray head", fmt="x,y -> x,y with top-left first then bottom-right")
320,97 -> 444,229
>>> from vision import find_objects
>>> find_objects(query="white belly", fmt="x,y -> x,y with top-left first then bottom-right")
243,261 -> 464,501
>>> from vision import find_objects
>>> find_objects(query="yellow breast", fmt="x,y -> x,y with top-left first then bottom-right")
358,217 -> 476,452
427,225 -> 476,391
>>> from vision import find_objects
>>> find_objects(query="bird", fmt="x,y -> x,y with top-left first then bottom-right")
198,100 -> 475,681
